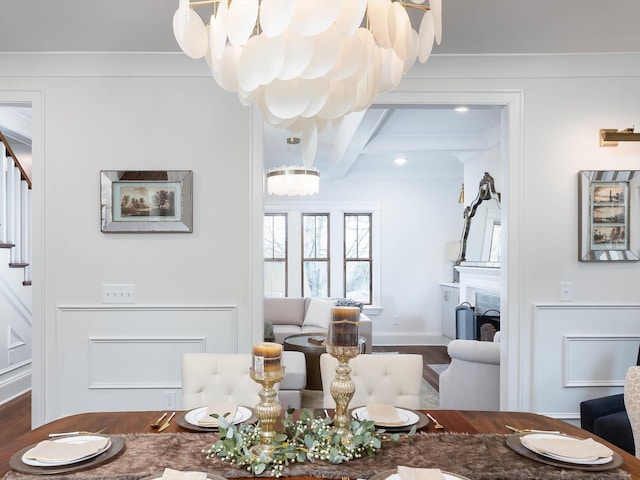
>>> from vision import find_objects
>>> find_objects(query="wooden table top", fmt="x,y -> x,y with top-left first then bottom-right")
1,409 -> 638,479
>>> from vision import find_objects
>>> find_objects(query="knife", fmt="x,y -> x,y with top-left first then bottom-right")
157,412 -> 176,432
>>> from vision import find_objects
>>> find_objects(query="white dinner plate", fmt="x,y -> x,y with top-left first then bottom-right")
351,406 -> 419,427
22,435 -> 111,467
520,433 -> 613,465
384,471 -> 469,480
185,405 -> 252,427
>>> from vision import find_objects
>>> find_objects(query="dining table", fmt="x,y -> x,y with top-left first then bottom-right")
1,409 -> 639,480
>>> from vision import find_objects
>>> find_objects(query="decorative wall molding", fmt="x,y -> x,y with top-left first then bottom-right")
0,360 -> 31,406
51,304 -> 239,421
532,304 -> 640,421
88,336 -> 206,389
563,335 -> 640,388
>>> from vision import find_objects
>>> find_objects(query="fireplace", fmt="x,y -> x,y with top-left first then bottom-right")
455,293 -> 500,341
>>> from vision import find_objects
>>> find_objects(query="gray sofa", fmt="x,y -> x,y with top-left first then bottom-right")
264,297 -> 373,353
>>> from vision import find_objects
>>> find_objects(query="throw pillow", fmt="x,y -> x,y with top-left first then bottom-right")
335,297 -> 364,312
303,297 -> 335,328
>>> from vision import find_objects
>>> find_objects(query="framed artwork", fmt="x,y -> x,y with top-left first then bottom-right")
101,170 -> 193,233
578,170 -> 639,261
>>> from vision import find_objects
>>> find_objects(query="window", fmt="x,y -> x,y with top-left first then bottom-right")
302,214 -> 329,297
264,213 -> 287,297
344,214 -> 372,304
264,206 -> 378,307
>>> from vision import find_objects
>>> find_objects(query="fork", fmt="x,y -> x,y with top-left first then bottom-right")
505,424 -> 560,434
426,413 -> 444,429
150,412 -> 167,429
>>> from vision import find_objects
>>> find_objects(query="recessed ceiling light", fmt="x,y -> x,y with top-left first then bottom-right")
455,106 -> 469,113
394,157 -> 407,166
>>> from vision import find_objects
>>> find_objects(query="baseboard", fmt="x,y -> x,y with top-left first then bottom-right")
374,333 -> 452,346
0,360 -> 31,406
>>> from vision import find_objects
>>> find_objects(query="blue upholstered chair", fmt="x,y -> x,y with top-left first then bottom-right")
579,348 -> 640,455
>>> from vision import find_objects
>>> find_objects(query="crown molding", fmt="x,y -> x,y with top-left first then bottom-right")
0,52 -> 640,79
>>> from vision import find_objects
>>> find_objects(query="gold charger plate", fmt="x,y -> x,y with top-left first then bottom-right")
9,436 -> 125,475
505,433 -> 624,471
370,467 -> 470,480
175,406 -> 257,432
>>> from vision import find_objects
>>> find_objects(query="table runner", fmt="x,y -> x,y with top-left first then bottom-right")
3,433 -> 630,480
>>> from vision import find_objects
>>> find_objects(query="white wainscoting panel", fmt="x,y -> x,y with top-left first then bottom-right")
55,305 -> 237,419
533,305 -> 640,421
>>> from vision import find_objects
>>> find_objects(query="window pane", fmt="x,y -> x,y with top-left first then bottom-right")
345,214 -> 370,259
303,261 -> 328,297
345,261 -> 370,304
264,214 -> 287,296
264,214 -> 287,259
264,261 -> 286,297
303,214 -> 328,258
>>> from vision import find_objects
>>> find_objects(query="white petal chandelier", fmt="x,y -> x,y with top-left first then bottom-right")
173,0 -> 443,152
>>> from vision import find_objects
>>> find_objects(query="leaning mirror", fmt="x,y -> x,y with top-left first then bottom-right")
456,172 -> 501,267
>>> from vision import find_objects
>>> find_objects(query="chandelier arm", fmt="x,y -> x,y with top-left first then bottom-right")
399,2 -> 431,12
188,0 -> 219,7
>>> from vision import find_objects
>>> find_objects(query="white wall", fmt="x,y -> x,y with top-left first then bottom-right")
2,52 -> 640,420
266,175 -> 465,345
0,71 -> 257,422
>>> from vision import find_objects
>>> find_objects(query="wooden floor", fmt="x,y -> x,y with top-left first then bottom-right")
0,346 -> 449,448
0,390 -> 31,449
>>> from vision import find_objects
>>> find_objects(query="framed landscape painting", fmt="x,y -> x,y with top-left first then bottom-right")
578,170 -> 639,261
101,170 -> 193,233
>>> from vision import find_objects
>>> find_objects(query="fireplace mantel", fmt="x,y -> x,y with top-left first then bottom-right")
454,266 -> 501,305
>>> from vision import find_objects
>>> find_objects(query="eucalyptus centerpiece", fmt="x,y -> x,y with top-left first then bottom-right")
206,408 -> 415,477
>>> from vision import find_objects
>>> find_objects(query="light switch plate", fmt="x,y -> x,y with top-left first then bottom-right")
559,282 -> 573,302
102,284 -> 136,304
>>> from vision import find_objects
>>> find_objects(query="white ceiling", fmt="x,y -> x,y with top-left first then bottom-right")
1,0 -> 639,181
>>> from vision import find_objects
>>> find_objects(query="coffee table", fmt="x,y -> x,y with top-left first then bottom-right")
283,333 -> 366,390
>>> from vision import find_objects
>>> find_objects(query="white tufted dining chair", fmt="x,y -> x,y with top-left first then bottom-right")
181,353 -> 262,410
624,366 -> 640,457
320,353 -> 423,409
181,352 -> 307,410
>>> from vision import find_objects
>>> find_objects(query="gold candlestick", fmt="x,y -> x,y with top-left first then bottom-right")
250,342 -> 284,459
249,366 -> 285,459
327,306 -> 361,442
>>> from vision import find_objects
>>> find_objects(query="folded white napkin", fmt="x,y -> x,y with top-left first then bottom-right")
521,435 -> 614,460
398,465 -> 446,480
366,403 -> 404,426
198,402 -> 238,427
161,468 -> 207,480
24,437 -> 110,462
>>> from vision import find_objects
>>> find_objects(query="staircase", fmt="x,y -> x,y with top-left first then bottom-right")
0,130 -> 32,404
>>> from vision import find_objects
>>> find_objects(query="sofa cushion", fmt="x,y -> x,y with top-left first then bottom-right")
272,325 -> 305,344
264,297 -> 305,326
302,297 -> 334,328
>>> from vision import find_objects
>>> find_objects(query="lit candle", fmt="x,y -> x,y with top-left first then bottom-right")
252,341 -> 282,373
329,306 -> 360,346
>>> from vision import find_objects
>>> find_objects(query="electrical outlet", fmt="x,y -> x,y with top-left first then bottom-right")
163,391 -> 176,410
102,284 -> 136,304
560,282 -> 573,302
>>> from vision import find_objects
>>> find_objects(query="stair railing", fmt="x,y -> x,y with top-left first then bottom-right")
0,131 -> 32,286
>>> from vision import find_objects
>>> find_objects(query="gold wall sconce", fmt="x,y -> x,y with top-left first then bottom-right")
600,127 -> 640,147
